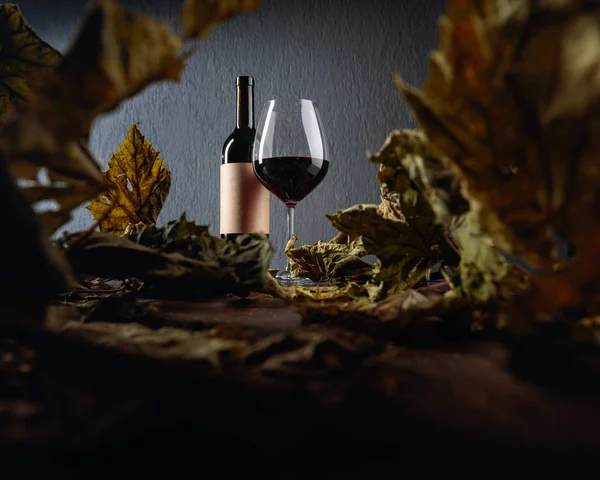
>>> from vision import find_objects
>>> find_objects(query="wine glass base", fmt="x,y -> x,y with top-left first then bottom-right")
275,271 -> 329,287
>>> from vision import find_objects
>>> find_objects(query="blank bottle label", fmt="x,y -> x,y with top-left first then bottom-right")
220,163 -> 270,235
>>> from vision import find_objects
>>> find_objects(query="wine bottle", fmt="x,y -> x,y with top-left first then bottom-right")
220,76 -> 270,239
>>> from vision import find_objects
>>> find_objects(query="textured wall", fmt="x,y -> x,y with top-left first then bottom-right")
17,0 -> 444,267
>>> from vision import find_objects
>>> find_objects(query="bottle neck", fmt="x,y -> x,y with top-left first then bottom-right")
236,85 -> 254,129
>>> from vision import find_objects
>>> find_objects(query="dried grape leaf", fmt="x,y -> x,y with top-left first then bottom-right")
0,4 -> 61,126
0,0 -> 185,234
396,0 -> 600,270
87,124 -> 171,234
182,0 -> 264,39
327,204 -> 433,285
450,211 -> 511,302
326,132 -> 443,288
395,0 -> 600,317
61,215 -> 273,298
0,41 -> 104,232
389,130 -> 469,230
297,289 -> 440,327
387,129 -> 521,302
285,234 -> 373,282
127,212 -> 210,249
0,0 -> 186,233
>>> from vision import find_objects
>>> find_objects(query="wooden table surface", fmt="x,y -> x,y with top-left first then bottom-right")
1,296 -> 600,479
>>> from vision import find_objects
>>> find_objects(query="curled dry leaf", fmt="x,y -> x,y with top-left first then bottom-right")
275,281 -> 383,303
390,130 -> 469,230
0,5 -> 102,234
396,0 -> 600,270
327,204 -> 434,288
1,0 -> 185,233
62,214 -> 273,298
450,212 -> 516,302
0,4 -> 60,127
285,233 -> 373,282
127,212 -> 209,249
87,123 -> 171,234
297,289 -> 440,328
326,131 -> 443,288
53,0 -> 185,134
389,129 -> 523,303
182,0 -> 264,39
396,0 -> 600,318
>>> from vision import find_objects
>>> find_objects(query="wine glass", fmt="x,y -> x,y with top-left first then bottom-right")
252,98 -> 330,286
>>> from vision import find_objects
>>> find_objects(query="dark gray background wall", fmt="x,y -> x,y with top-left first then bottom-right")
17,0 -> 444,267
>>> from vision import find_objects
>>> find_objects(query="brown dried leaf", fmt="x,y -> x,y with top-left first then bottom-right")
55,0 -> 184,130
396,0 -> 600,319
326,132 -> 444,288
396,0 -> 600,269
0,4 -> 60,126
285,234 -> 373,282
182,0 -> 264,39
61,218 -> 273,298
327,204 -> 433,284
384,130 -> 517,302
87,124 -> 171,234
1,0 -> 186,233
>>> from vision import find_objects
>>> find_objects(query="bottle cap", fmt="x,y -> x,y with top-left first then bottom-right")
236,76 -> 254,87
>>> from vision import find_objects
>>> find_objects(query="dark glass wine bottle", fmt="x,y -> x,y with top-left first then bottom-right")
220,76 -> 270,240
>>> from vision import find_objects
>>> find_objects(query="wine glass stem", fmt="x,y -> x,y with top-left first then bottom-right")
284,205 -> 295,275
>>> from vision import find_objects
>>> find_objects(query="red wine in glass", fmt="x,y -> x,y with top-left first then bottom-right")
252,98 -> 330,286
253,156 -> 329,206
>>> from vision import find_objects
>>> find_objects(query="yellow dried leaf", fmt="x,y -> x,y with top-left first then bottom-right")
87,124 -> 171,234
0,0 -> 186,233
0,4 -> 61,126
183,0 -> 264,38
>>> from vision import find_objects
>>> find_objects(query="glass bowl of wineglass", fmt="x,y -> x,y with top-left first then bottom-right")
252,98 -> 330,286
